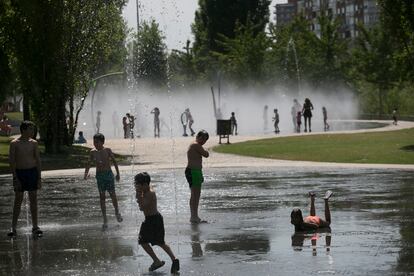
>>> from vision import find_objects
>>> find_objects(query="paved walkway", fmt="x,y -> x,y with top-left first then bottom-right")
39,120 -> 413,177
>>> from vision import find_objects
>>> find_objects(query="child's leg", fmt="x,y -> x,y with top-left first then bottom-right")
324,199 -> 331,224
310,194 -> 316,216
141,243 -> 162,263
159,243 -> 177,261
11,191 -> 24,230
108,191 -> 120,215
309,118 -> 312,131
99,192 -> 108,224
28,191 -> 39,229
190,187 -> 201,221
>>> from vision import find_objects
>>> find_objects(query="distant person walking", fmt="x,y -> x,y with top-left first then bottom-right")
392,108 -> 398,125
180,110 -> 189,137
0,115 -> 12,136
322,107 -> 330,131
302,98 -> 314,132
230,112 -> 238,135
126,113 -> 135,138
151,107 -> 160,137
291,106 -> 297,131
96,111 -> 102,134
293,99 -> 302,131
122,116 -> 129,139
263,105 -> 268,132
186,108 -> 195,136
273,109 -> 280,134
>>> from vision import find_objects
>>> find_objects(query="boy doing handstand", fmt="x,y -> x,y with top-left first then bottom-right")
8,121 -> 42,237
84,133 -> 122,229
135,172 -> 180,273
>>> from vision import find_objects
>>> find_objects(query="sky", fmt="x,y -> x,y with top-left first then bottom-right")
122,0 -> 287,50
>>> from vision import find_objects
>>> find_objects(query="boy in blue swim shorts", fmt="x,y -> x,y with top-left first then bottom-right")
84,133 -> 123,229
185,130 -> 209,224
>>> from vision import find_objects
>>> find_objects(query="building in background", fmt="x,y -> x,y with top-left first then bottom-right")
275,0 -> 298,26
275,0 -> 380,38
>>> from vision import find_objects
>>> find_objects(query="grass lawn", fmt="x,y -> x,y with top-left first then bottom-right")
214,128 -> 414,164
0,138 -> 128,175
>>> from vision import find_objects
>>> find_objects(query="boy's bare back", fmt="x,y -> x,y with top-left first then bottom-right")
9,138 -> 39,169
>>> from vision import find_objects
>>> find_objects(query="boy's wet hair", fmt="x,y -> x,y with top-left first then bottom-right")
291,208 -> 304,224
196,130 -> 209,141
20,121 -> 35,133
93,133 -> 105,143
135,172 -> 151,185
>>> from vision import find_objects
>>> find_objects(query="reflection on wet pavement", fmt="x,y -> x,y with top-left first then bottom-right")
0,167 -> 413,275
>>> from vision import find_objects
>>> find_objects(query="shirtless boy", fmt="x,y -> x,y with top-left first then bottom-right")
84,133 -> 122,229
8,121 -> 42,237
185,130 -> 209,223
135,172 -> 180,273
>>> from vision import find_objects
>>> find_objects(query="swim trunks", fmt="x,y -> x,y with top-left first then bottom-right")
95,170 -> 115,192
15,167 -> 39,191
138,212 -> 165,246
185,167 -> 204,188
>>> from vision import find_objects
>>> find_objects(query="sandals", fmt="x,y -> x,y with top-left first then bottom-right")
149,260 -> 165,272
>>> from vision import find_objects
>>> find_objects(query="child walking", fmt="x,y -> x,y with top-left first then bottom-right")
230,112 -> 238,135
273,109 -> 280,134
185,130 -> 209,224
135,172 -> 180,273
322,106 -> 330,131
84,133 -> 122,229
8,121 -> 42,237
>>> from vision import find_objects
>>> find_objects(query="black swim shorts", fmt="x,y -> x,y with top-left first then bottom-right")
138,213 -> 165,246
15,167 -> 39,191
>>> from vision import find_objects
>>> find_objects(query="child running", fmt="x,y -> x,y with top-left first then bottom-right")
185,130 -> 209,224
8,121 -> 42,237
84,133 -> 122,230
135,172 -> 180,273
291,190 -> 333,232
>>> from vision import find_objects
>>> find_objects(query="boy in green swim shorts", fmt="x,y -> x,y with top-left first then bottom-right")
84,133 -> 123,229
185,130 -> 209,223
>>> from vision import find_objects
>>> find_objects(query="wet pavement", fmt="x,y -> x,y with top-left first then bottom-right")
1,167 -> 413,275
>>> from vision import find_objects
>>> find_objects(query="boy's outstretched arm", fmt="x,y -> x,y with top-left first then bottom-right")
108,148 -> 120,181
84,151 -> 93,179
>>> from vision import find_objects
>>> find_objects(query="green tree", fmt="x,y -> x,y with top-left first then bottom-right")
3,0 -> 127,152
168,40 -> 198,89
133,20 -> 168,89
349,25 -> 397,115
214,20 -> 269,86
192,0 -> 271,76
